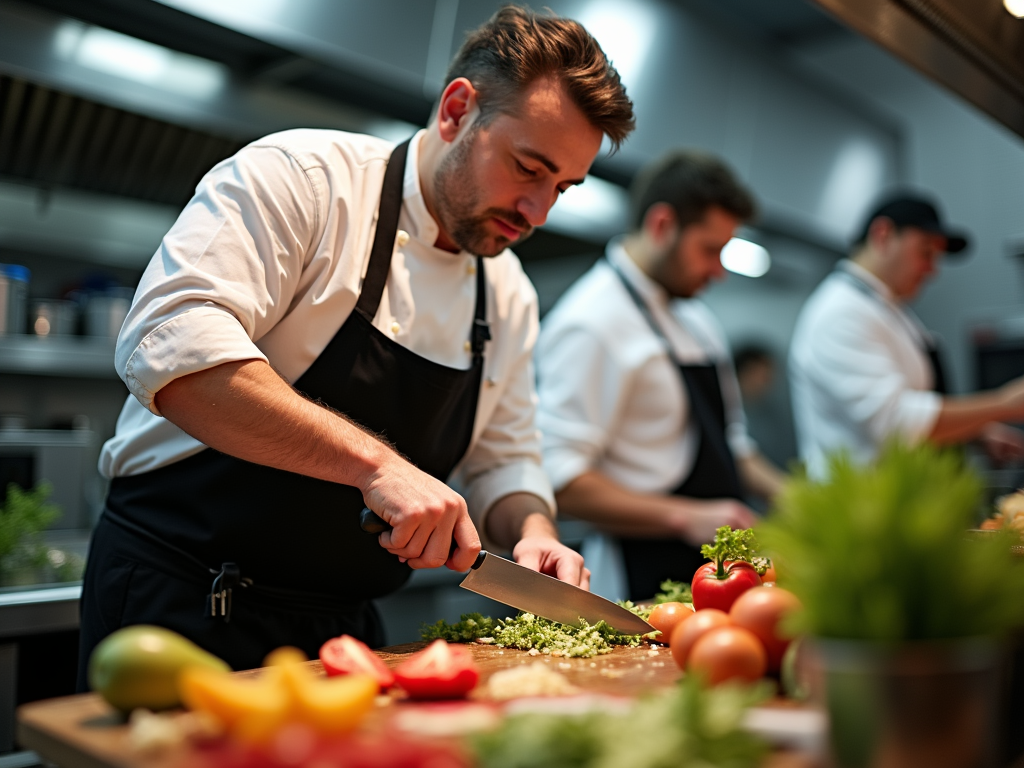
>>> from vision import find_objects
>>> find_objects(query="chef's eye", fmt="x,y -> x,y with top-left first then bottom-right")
516,160 -> 538,177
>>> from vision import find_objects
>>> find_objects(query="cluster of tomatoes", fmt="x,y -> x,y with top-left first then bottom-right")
646,561 -> 801,686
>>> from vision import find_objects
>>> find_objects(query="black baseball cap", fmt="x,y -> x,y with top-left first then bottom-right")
854,194 -> 970,255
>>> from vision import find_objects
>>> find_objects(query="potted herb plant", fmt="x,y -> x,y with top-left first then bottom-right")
759,442 -> 1024,768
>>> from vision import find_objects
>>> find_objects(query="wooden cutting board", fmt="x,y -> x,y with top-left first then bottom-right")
17,642 -> 811,768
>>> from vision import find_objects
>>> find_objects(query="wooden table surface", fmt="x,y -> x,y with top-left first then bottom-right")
17,641 -> 815,768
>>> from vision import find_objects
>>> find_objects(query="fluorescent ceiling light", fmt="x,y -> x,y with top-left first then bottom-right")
1005,0 -> 1024,17
721,238 -> 770,278
53,21 -> 227,99
578,0 -> 657,91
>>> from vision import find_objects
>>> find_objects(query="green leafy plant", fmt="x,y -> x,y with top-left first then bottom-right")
471,674 -> 770,768
759,441 -> 1024,640
0,483 -> 61,584
652,579 -> 693,605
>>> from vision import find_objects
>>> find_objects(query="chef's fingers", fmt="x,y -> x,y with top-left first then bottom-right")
404,520 -> 458,570
512,547 -> 542,574
580,567 -> 592,592
551,549 -> 587,587
446,513 -> 482,572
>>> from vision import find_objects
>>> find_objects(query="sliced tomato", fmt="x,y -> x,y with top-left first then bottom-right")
319,635 -> 394,690
393,640 -> 479,700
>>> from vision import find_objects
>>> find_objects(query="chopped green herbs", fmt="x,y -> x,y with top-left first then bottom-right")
422,611 -> 650,658
471,674 -> 771,768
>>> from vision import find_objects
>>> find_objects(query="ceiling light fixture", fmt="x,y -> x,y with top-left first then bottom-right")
721,238 -> 771,278
53,20 -> 227,99
1005,0 -> 1024,18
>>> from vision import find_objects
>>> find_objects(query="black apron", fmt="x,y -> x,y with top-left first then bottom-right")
835,265 -> 949,395
608,261 -> 745,601
78,138 -> 490,684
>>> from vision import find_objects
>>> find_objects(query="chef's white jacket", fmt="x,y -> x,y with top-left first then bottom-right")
99,129 -> 554,533
536,241 -> 755,496
789,260 -> 943,478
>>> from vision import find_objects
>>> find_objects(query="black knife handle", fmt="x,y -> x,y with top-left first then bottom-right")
359,507 -> 484,567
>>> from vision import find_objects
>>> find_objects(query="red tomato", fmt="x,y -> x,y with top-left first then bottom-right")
393,640 -> 479,700
319,634 -> 395,690
669,608 -> 731,670
647,602 -> 694,642
691,560 -> 761,613
688,625 -> 767,685
729,585 -> 801,672
761,563 -> 777,584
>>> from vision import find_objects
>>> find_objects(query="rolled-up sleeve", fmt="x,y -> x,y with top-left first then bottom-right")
115,144 -> 321,414
535,323 -> 629,493
456,272 -> 555,539
811,311 -> 942,444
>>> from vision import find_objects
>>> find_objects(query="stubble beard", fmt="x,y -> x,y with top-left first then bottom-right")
433,127 -> 533,258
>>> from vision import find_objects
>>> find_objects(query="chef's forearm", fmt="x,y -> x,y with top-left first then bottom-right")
485,492 -> 557,550
154,358 -> 396,490
554,471 -> 688,538
737,453 -> 786,500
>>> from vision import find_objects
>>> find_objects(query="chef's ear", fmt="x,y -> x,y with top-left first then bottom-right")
866,216 -> 896,249
436,78 -> 479,143
642,202 -> 680,247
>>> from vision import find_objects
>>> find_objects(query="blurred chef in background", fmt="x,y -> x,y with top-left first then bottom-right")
78,6 -> 634,683
790,193 -> 1024,478
535,151 -> 786,601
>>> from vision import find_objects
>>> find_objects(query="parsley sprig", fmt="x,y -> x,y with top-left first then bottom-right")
699,526 -> 760,579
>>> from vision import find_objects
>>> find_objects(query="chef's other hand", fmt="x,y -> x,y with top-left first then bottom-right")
980,422 -> 1024,466
362,453 -> 481,572
514,536 -> 591,590
675,499 -> 759,548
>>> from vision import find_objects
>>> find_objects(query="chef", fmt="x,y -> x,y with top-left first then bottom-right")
535,151 -> 785,602
77,6 -> 636,684
790,193 -> 1024,478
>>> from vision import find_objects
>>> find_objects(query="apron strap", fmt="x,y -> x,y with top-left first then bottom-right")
608,259 -> 742,496
355,138 -> 411,322
353,137 -> 490,364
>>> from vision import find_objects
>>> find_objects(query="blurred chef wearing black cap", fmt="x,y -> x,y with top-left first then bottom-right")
790,192 -> 1024,478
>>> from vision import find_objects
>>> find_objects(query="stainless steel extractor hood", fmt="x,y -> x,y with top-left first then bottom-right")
809,0 -> 1024,139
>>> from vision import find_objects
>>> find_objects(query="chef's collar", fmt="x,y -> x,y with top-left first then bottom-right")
606,238 -> 673,309
839,259 -> 895,303
399,130 -> 441,247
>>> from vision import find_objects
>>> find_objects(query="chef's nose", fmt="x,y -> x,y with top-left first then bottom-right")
516,191 -> 550,228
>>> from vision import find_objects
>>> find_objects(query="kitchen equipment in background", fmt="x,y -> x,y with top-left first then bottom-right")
30,300 -> 78,337
84,287 -> 133,338
0,264 -> 29,334
0,428 -> 96,529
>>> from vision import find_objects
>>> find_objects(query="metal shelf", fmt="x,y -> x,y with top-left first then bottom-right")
0,336 -> 118,379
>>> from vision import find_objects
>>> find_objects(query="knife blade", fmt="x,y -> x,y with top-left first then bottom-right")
358,508 -> 655,635
460,550 -> 655,635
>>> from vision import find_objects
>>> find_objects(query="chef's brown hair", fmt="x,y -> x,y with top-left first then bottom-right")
444,5 -> 635,150
629,151 -> 756,232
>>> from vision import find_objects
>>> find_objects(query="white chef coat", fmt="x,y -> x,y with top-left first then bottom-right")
789,260 -> 943,479
99,128 -> 553,534
536,240 -> 755,496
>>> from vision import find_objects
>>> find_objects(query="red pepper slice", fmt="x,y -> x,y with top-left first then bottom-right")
393,640 -> 480,700
319,634 -> 395,690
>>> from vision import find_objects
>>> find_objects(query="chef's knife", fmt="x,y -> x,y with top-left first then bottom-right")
359,508 -> 655,635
